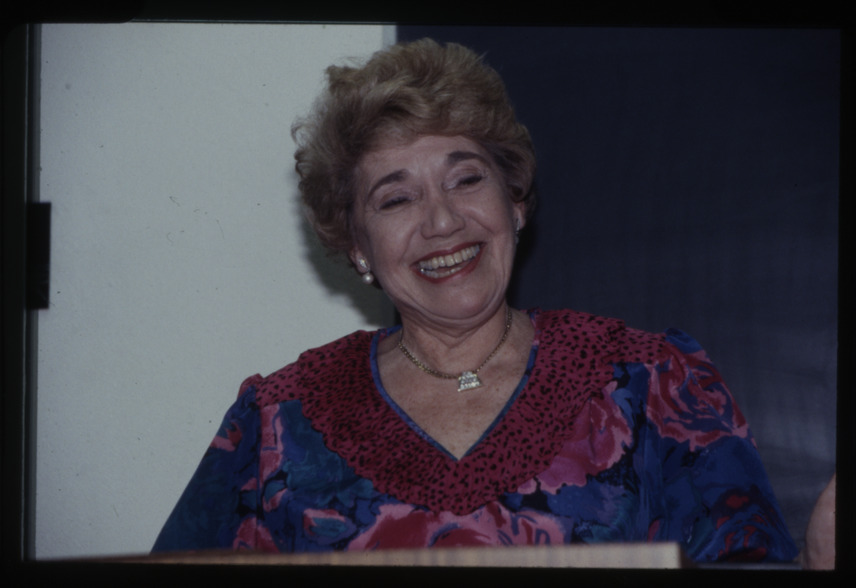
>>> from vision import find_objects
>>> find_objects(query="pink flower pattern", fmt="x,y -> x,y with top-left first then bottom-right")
348,502 -> 565,549
646,346 -> 749,451
532,381 -> 632,492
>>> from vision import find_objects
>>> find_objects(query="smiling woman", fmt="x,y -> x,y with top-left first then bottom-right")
152,38 -> 799,563
352,136 -> 522,329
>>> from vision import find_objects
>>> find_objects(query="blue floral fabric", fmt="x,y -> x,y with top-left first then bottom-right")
153,310 -> 798,562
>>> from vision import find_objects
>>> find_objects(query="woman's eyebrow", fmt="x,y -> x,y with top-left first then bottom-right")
366,170 -> 408,200
446,150 -> 488,165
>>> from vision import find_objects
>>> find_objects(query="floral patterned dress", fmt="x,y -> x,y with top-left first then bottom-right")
152,309 -> 798,562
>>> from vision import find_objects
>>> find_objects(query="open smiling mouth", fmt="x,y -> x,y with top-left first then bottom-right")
417,244 -> 481,279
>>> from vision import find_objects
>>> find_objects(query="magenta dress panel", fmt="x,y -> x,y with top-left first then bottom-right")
152,309 -> 798,562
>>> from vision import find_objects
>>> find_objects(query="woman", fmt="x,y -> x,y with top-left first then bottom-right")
152,39 -> 798,562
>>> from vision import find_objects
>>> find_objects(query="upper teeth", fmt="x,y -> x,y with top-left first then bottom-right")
418,245 -> 480,272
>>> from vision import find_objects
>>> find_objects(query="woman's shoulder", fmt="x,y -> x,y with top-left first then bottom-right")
239,328 -> 378,408
536,308 -> 666,365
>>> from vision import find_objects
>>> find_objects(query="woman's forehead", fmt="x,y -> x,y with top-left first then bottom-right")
360,135 -> 488,174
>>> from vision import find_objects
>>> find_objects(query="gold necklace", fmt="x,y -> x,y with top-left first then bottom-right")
397,307 -> 513,392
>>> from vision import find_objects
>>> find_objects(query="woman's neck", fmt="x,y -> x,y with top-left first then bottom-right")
389,303 -> 519,376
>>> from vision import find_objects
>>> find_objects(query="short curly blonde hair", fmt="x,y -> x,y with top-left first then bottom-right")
292,38 -> 536,256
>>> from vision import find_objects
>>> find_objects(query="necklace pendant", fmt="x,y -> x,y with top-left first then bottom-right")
457,371 -> 483,392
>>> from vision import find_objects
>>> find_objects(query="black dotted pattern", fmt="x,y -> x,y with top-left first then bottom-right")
252,309 -> 665,515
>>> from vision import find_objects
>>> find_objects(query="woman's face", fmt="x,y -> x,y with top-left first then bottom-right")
350,135 -> 525,330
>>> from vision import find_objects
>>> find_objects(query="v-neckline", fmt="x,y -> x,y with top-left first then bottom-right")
263,308 -> 630,514
369,319 -> 539,462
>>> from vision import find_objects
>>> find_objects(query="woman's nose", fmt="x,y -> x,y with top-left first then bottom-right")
421,192 -> 464,238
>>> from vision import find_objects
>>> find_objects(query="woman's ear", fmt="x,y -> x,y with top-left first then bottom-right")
349,247 -> 367,269
348,247 -> 360,268
513,202 -> 527,232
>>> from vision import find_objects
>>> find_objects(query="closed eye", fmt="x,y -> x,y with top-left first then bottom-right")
448,173 -> 485,191
458,174 -> 483,186
378,194 -> 411,210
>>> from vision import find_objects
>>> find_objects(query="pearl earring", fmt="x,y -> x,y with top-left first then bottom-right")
357,258 -> 374,285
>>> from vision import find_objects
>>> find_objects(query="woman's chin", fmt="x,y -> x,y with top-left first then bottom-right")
399,289 -> 508,328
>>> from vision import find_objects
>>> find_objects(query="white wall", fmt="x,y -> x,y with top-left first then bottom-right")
36,22 -> 393,559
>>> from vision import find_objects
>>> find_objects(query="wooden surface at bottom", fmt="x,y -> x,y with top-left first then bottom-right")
106,542 -> 690,568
